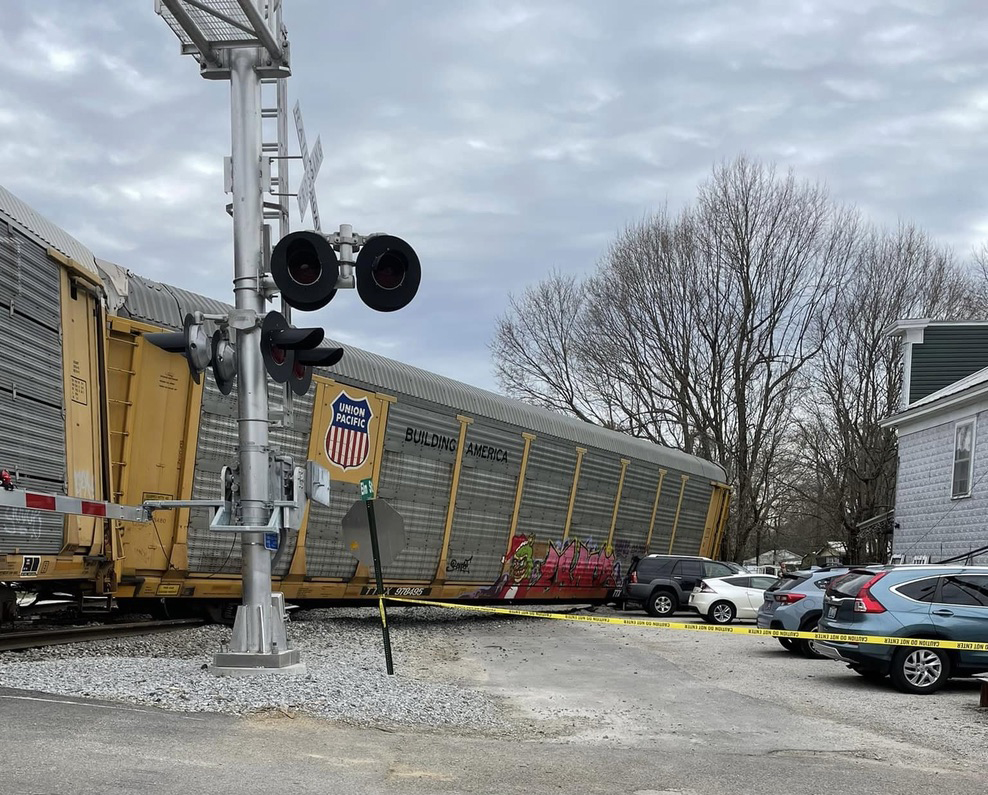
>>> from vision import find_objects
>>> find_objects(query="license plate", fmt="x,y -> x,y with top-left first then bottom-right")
827,605 -> 837,619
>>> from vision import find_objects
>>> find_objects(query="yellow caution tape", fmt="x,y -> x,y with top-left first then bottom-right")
385,597 -> 988,652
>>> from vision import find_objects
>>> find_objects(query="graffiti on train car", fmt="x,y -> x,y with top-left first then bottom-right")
475,534 -> 620,599
613,538 -> 646,561
446,555 -> 473,573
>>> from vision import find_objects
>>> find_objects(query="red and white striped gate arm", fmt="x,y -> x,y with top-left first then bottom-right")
0,482 -> 148,523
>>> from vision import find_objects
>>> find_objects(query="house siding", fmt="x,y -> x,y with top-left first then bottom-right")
893,415 -> 988,564
911,327 -> 988,403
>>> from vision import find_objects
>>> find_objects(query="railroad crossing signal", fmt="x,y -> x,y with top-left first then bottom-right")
354,235 -> 422,313
264,225 -> 423,397
210,329 -> 237,395
260,310 -> 343,395
144,313 -> 211,383
145,312 -> 241,395
270,229 -> 421,314
269,230 -> 339,311
293,100 -> 322,232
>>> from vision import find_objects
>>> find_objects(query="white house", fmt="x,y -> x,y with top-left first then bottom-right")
743,548 -> 802,568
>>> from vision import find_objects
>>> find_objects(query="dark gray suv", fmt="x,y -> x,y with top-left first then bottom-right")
623,555 -> 735,617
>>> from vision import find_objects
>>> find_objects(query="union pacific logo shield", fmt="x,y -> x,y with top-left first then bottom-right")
325,391 -> 373,470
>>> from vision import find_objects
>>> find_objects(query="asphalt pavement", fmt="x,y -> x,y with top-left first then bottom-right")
0,608 -> 985,794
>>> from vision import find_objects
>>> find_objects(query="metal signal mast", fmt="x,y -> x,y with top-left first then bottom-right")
153,0 -> 421,675
155,0 -> 303,675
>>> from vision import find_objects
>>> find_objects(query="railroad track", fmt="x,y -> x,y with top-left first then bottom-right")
0,618 -> 204,652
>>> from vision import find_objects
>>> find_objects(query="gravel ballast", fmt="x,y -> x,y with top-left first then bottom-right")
0,606 -> 515,731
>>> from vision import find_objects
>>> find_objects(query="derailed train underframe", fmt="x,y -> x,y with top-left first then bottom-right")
0,186 -> 731,611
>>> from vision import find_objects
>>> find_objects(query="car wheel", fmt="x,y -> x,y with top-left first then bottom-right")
645,589 -> 678,618
849,665 -> 886,681
707,601 -> 736,625
889,647 -> 950,694
797,622 -> 824,659
777,637 -> 797,652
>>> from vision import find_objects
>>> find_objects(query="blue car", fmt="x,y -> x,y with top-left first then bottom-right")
756,567 -> 850,657
817,565 -> 988,694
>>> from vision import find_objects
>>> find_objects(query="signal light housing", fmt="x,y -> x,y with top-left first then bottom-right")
355,234 -> 421,312
265,226 -> 419,396
211,330 -> 237,395
269,231 -> 340,311
144,313 -> 211,383
289,345 -> 344,396
261,310 -> 343,391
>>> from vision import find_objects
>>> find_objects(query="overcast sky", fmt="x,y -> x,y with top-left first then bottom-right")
1,1 -> 986,392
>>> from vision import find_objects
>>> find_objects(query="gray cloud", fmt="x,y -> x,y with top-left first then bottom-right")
1,0 -> 986,391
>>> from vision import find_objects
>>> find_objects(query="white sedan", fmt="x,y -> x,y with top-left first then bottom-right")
688,574 -> 780,624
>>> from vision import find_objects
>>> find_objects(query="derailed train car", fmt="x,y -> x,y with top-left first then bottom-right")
0,184 -> 730,614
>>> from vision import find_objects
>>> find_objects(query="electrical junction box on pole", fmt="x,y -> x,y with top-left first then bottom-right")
342,498 -> 405,568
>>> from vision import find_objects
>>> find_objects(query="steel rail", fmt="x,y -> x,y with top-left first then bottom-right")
0,619 -> 204,652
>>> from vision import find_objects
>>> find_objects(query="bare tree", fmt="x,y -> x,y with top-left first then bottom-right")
667,157 -> 856,559
490,272 -> 602,424
492,157 -> 859,559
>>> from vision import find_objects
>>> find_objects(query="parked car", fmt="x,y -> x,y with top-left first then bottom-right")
721,561 -> 752,575
756,566 -> 851,657
622,555 -> 736,617
816,564 -> 988,694
688,574 -> 780,624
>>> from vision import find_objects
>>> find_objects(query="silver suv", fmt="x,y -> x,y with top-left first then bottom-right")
622,555 -> 735,617
756,567 -> 851,657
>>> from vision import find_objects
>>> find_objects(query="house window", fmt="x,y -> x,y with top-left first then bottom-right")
952,420 -> 975,498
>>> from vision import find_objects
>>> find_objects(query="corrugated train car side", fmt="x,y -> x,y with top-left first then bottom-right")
0,184 -> 731,613
0,187 -> 116,612
106,274 -> 730,608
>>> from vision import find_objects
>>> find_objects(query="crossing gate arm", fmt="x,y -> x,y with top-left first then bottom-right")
0,485 -> 151,523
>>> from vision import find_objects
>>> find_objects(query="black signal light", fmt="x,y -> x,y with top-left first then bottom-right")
355,234 -> 421,312
144,313 -> 211,383
269,231 -> 340,311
